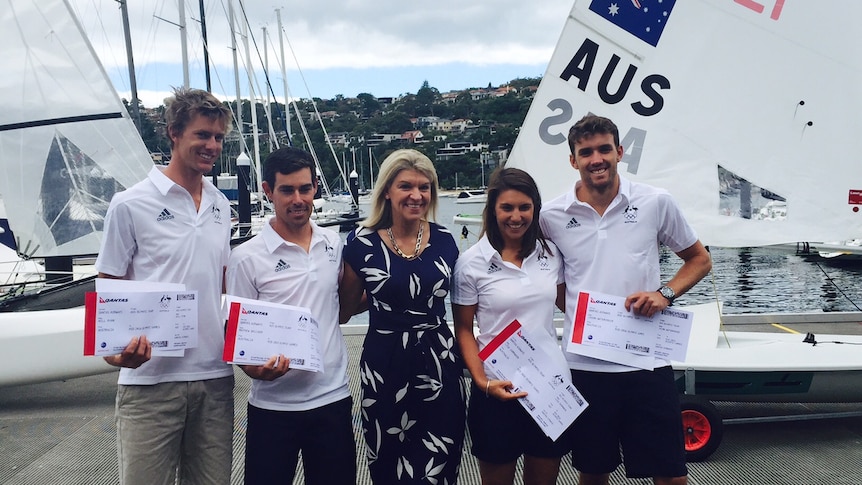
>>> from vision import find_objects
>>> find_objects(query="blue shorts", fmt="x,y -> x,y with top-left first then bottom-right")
468,382 -> 570,464
568,366 -> 687,478
244,397 -> 355,485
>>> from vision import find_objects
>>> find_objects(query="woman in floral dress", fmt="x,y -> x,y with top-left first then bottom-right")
340,149 -> 466,484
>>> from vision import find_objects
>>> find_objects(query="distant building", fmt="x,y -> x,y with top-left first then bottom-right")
401,130 -> 425,144
366,133 -> 402,147
326,132 -> 350,147
308,110 -> 338,122
435,141 -> 489,160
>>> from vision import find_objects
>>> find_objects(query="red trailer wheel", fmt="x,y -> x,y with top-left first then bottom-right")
680,395 -> 723,462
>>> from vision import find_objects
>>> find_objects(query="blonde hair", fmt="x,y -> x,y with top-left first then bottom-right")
362,149 -> 439,230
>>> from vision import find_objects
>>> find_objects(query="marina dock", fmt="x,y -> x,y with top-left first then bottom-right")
2,330 -> 862,485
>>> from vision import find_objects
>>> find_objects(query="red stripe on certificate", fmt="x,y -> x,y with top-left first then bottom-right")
571,292 -> 591,344
479,319 -> 522,361
83,292 -> 98,355
223,301 -> 242,362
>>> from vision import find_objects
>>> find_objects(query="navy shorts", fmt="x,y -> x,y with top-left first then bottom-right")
468,382 -> 570,464
568,366 -> 687,478
244,397 -> 356,485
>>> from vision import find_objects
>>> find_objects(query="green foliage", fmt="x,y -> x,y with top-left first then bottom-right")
137,77 -> 541,188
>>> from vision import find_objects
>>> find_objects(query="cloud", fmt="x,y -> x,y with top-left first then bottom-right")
68,0 -> 572,105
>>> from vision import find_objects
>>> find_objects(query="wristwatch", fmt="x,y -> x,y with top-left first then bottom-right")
657,285 -> 676,305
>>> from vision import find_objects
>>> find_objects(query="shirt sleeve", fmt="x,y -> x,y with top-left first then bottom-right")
95,199 -> 136,278
451,250 -> 478,306
225,250 -> 259,300
657,192 -> 699,252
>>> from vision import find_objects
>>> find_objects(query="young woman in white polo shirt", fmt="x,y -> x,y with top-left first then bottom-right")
452,167 -> 570,485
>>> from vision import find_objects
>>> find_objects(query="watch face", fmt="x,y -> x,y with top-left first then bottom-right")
660,286 -> 675,300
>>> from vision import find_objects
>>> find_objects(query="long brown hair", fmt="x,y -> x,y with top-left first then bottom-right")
482,167 -> 552,259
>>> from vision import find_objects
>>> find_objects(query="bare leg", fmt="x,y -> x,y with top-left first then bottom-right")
579,472 -> 610,485
654,476 -> 687,485
522,455 -> 562,485
478,459 -> 517,485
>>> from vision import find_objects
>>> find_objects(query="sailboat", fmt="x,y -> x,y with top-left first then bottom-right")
0,0 -> 154,385
500,0 -> 862,461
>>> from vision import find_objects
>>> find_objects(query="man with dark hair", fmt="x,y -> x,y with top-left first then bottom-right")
226,146 -> 355,484
541,114 -> 712,485
96,87 -> 235,485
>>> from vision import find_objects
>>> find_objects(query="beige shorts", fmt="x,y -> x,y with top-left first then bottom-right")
115,375 -> 234,485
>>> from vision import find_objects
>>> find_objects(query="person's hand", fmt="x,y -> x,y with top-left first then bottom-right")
239,354 -> 290,381
103,335 -> 152,368
485,379 -> 528,401
625,291 -> 670,318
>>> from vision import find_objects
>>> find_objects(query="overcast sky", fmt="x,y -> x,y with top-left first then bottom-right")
67,0 -> 573,107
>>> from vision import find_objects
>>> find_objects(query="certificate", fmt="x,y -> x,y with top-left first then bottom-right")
567,290 -> 693,369
223,296 -> 322,372
480,320 -> 588,441
84,285 -> 198,357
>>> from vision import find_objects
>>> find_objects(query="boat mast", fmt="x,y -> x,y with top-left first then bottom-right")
239,4 -> 262,195
369,146 -> 374,189
153,2 -> 191,89
117,0 -> 142,133
197,0 -> 212,91
228,0 -> 244,154
262,26 -> 275,153
177,0 -> 190,88
275,9 -> 292,140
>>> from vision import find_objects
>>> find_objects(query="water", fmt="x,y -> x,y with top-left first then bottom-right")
343,197 -> 862,326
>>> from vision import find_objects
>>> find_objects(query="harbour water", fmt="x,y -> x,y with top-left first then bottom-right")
349,195 -> 862,320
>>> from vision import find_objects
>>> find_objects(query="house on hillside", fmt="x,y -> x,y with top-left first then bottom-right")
435,141 -> 489,160
326,132 -> 350,147
366,133 -> 402,147
309,110 -> 338,122
401,130 -> 425,144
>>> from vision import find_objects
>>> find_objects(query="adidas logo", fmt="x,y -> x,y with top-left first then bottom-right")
274,259 -> 290,272
156,208 -> 175,221
487,262 -> 502,274
565,217 -> 580,229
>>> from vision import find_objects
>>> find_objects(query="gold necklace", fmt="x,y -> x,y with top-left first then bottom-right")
387,221 -> 424,260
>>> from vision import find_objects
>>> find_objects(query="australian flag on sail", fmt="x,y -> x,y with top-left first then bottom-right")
588,0 -> 677,47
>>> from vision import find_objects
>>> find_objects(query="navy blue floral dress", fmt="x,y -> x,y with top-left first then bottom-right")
344,223 -> 465,484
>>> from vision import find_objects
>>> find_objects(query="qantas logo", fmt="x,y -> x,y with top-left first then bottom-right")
99,297 -> 128,303
590,297 -> 616,306
241,308 -> 268,316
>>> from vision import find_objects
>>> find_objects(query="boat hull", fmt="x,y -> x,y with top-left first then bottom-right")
0,307 -> 115,387
674,368 -> 862,403
672,304 -> 862,403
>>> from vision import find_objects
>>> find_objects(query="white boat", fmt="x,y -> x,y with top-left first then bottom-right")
453,189 -> 488,204
500,0 -> 862,461
0,0 -> 154,386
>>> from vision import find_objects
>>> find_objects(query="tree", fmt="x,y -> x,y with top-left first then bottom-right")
357,93 -> 381,118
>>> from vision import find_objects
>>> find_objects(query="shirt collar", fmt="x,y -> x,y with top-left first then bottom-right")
148,165 -> 175,196
567,175 -> 632,209
475,234 -> 543,263
260,219 -> 325,254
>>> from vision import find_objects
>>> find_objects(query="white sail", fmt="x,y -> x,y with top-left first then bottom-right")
0,0 -> 152,258
508,1 -> 862,247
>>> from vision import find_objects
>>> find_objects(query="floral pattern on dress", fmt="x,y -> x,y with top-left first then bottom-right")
344,223 -> 465,484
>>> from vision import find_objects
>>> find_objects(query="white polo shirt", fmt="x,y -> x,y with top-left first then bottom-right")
226,220 -> 350,412
451,235 -> 568,375
96,166 -> 234,385
540,176 -> 698,372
